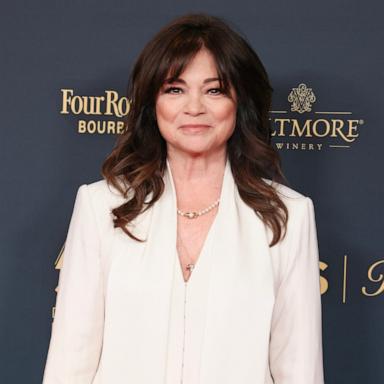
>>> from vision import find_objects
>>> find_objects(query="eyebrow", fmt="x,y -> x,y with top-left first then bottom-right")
164,77 -> 221,84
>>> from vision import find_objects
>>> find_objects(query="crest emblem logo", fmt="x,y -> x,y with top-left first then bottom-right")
288,83 -> 316,113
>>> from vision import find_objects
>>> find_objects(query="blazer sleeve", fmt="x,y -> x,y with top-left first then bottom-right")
268,197 -> 325,384
42,184 -> 104,384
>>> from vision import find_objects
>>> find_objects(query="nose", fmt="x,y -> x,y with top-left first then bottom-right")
184,92 -> 205,115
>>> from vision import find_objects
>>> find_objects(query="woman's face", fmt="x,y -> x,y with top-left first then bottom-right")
155,48 -> 237,157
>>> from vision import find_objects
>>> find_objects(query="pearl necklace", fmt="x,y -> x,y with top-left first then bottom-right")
177,198 -> 220,219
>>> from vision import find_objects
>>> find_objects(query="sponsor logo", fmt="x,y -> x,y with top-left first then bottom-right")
60,89 -> 130,134
270,83 -> 364,151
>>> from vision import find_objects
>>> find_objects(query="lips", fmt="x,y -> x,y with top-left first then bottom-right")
179,124 -> 211,134
179,124 -> 211,128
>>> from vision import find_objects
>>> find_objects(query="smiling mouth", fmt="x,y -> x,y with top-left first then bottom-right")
179,124 -> 211,128
179,124 -> 212,134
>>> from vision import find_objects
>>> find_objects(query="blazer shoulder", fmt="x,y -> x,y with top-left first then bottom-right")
86,178 -> 128,208
262,178 -> 308,201
75,178 -> 128,235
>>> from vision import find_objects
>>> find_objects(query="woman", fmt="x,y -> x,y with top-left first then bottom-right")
43,13 -> 324,384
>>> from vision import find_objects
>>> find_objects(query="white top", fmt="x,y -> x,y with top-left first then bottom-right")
165,215 -> 217,384
42,158 -> 324,384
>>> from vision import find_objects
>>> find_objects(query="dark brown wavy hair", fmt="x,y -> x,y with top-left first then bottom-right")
102,13 -> 289,247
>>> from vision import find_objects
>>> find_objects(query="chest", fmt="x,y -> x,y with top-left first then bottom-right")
176,210 -> 217,282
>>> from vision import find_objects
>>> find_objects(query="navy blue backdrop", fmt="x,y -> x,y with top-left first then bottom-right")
1,1 -> 383,383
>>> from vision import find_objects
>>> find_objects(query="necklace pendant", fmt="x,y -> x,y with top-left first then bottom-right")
186,211 -> 198,219
186,263 -> 194,271
177,198 -> 220,219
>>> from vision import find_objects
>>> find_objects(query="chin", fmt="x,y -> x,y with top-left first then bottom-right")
180,147 -> 210,157
168,136 -> 226,156
178,142 -> 221,157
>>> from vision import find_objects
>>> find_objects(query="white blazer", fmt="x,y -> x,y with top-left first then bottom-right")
43,158 -> 324,384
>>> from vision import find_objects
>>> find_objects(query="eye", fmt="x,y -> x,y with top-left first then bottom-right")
163,87 -> 183,94
207,88 -> 223,95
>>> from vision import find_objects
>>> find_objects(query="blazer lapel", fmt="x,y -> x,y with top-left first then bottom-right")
199,161 -> 275,383
102,163 -> 178,382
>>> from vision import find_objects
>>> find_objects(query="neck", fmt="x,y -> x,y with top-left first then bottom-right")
166,147 -> 227,183
166,147 -> 227,209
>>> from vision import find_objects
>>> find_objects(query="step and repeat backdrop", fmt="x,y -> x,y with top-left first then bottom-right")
1,1 -> 383,383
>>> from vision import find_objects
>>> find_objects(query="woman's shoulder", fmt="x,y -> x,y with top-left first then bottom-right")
71,178 -> 129,236
84,177 -> 128,207
262,178 -> 317,245
86,177 -> 123,195
261,178 -> 315,226
262,177 -> 308,201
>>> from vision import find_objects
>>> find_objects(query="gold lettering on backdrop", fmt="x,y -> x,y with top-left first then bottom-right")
347,119 -> 360,141
319,261 -> 329,295
362,260 -> 384,297
272,118 -> 290,136
78,120 -> 125,134
312,119 -> 330,137
104,90 -> 130,117
60,89 -> 74,114
60,89 -> 130,116
290,119 -> 312,137
271,118 -> 360,143
270,83 -> 363,150
274,142 -> 323,151
330,119 -> 343,137
59,89 -> 130,134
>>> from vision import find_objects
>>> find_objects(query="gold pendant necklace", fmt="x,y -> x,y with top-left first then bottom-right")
177,198 -> 220,219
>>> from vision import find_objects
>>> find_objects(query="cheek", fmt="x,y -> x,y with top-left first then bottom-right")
155,99 -> 181,142
155,98 -> 178,123
213,102 -> 237,127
